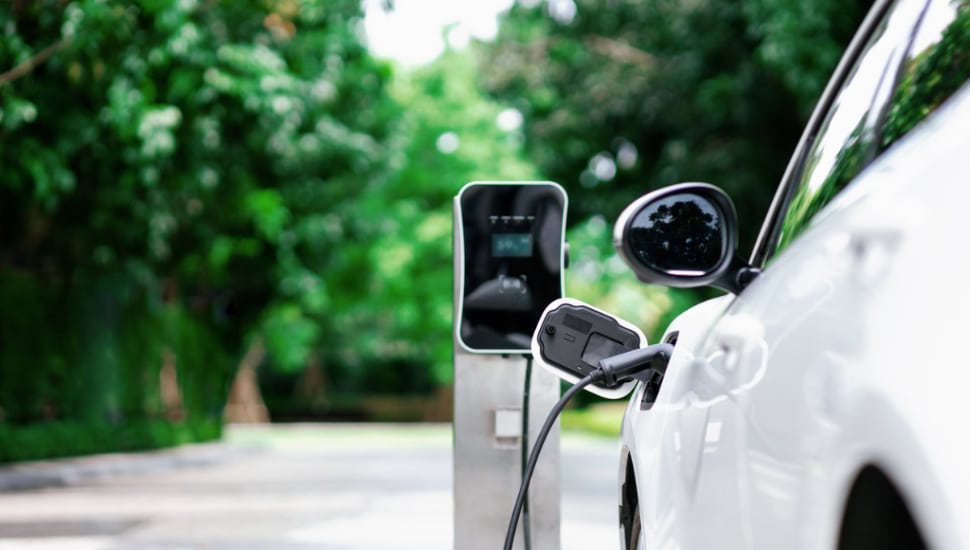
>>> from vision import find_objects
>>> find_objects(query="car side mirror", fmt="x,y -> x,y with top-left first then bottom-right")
613,182 -> 759,294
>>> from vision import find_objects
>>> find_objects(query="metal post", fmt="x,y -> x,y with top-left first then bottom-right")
452,351 -> 561,550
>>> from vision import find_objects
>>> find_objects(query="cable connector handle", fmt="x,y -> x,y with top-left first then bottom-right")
596,343 -> 674,387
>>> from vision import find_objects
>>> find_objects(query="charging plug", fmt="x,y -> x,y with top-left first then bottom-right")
595,343 -> 674,387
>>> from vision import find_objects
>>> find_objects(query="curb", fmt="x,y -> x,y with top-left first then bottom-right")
0,441 -> 254,492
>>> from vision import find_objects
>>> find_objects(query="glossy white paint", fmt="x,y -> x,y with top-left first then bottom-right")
619,18 -> 970,550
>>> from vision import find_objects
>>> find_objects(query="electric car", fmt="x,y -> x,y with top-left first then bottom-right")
613,0 -> 970,548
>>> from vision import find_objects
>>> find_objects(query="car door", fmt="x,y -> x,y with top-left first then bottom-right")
629,3 -> 920,547
691,0 -> 968,548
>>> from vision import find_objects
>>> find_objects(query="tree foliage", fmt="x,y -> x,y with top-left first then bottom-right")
0,0 -> 397,440
343,49 -> 540,388
480,0 -> 871,256
0,0 -> 553,435
0,0 -> 883,446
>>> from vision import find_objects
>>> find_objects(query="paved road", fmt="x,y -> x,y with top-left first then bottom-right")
0,424 -> 621,549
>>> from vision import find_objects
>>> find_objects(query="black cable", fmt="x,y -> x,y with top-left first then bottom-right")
503,343 -> 673,550
520,356 -> 533,550
503,371 -> 600,550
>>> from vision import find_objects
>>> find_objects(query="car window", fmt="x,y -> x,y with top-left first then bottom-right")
766,0 -> 970,260
771,0 -> 928,256
879,2 -> 970,151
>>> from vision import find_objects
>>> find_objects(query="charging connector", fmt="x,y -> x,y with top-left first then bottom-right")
596,343 -> 673,387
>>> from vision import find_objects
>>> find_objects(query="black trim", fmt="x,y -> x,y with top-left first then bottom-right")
640,331 -> 678,411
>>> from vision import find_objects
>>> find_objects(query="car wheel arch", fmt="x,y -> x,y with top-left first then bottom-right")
620,453 -> 639,550
837,464 -> 927,550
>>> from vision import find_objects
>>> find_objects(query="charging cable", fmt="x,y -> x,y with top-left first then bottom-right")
502,343 -> 673,550
520,355 -> 533,550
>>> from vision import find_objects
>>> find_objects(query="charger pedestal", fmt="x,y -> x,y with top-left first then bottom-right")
452,181 -> 567,550
452,351 -> 561,550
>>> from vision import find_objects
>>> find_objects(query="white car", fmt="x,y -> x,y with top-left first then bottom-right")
612,0 -> 970,548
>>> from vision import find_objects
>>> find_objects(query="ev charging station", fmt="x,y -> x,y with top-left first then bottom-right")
453,181 -> 567,550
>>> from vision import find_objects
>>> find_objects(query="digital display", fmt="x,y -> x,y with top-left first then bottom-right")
492,233 -> 533,257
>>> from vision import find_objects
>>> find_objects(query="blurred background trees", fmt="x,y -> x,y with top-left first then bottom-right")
480,0 -> 871,256
0,0 -> 868,460
0,0 -> 399,458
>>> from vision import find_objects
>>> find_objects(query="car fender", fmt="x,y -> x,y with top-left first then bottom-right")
619,294 -> 734,547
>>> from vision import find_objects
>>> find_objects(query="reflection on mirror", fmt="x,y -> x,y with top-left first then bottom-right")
627,192 -> 724,276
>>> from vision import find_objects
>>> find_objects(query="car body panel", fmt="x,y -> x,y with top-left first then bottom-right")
619,1 -> 970,547
621,294 -> 736,549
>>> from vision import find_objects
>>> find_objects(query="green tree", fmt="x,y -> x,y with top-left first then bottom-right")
0,0 -> 398,454
343,47 -> 540,391
480,0 -> 871,257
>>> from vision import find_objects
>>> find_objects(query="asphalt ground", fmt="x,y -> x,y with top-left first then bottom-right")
0,423 -> 621,550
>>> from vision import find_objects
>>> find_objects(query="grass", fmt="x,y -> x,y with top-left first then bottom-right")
560,402 -> 627,437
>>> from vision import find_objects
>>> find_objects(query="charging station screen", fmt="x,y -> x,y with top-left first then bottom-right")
492,230 -> 533,258
458,183 -> 566,352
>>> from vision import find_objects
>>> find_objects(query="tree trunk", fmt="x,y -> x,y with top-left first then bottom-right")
222,337 -> 270,423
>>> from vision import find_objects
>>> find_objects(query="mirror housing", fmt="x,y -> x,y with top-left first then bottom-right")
613,182 -> 759,294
